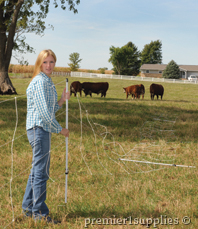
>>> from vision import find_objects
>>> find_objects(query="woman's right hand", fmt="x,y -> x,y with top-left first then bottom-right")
60,128 -> 69,137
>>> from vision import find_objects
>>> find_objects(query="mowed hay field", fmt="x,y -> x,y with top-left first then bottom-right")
0,76 -> 198,229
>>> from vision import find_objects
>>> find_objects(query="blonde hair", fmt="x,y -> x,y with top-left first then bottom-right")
32,49 -> 57,80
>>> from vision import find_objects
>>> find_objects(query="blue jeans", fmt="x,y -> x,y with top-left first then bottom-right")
22,127 -> 51,219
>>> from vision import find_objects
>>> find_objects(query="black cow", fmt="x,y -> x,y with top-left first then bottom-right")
70,81 -> 82,97
150,83 -> 164,100
82,82 -> 109,97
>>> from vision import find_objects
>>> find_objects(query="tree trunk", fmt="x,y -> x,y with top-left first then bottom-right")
0,0 -> 24,95
0,71 -> 17,95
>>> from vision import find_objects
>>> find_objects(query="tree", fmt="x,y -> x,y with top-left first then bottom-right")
162,60 -> 180,79
109,46 -> 126,75
68,52 -> 82,71
109,42 -> 141,75
122,42 -> 141,76
141,40 -> 162,65
0,0 -> 80,95
98,67 -> 108,74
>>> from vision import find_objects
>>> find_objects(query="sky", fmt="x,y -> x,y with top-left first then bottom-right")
11,0 -> 198,70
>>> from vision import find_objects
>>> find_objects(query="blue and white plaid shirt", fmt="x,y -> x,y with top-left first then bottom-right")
26,72 -> 62,133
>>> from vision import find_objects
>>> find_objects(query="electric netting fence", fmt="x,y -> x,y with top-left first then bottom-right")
0,77 -> 196,228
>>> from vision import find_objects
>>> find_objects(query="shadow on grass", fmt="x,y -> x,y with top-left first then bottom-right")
1,97 -> 198,142
56,205 -> 171,222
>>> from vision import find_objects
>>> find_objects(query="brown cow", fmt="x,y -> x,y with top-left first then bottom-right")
70,81 -> 82,97
150,83 -> 164,100
82,82 -> 109,97
123,84 -> 145,99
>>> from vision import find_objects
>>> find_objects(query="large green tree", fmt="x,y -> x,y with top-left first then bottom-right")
0,0 -> 80,95
122,42 -> 141,76
162,60 -> 180,79
68,52 -> 82,71
109,42 -> 141,76
141,40 -> 162,65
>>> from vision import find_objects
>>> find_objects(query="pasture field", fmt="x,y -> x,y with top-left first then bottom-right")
0,76 -> 198,229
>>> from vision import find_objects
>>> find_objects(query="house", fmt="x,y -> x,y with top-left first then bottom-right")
140,64 -> 198,79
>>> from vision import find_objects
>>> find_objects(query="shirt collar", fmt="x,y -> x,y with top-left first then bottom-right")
39,72 -> 52,82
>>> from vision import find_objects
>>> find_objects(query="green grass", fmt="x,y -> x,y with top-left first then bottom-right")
0,76 -> 198,228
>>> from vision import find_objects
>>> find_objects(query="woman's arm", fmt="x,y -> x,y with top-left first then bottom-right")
58,87 -> 70,107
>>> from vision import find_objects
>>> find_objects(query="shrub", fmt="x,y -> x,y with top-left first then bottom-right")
163,60 -> 180,79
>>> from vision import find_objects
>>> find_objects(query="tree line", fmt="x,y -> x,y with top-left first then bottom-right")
108,40 -> 181,79
108,40 -> 162,76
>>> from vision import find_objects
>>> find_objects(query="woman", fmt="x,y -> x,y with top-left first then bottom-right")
22,49 -> 69,223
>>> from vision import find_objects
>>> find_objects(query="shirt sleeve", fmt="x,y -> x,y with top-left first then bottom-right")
34,80 -> 62,133
52,81 -> 62,113
54,101 -> 62,113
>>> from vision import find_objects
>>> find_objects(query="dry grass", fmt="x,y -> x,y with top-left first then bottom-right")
0,76 -> 197,228
8,64 -> 114,74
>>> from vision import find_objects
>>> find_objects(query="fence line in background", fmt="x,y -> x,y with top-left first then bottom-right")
52,72 -> 71,76
9,71 -> 197,85
70,72 -> 198,85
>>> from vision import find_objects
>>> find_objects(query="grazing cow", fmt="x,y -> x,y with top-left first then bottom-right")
150,83 -> 164,100
81,82 -> 109,97
70,81 -> 82,97
123,84 -> 145,99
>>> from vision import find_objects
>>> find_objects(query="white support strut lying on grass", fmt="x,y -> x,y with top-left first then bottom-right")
119,158 -> 196,168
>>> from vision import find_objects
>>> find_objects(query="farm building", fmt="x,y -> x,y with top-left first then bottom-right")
140,64 -> 198,79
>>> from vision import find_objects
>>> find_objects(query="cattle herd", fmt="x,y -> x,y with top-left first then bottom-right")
70,81 -> 164,100
70,81 -> 109,98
